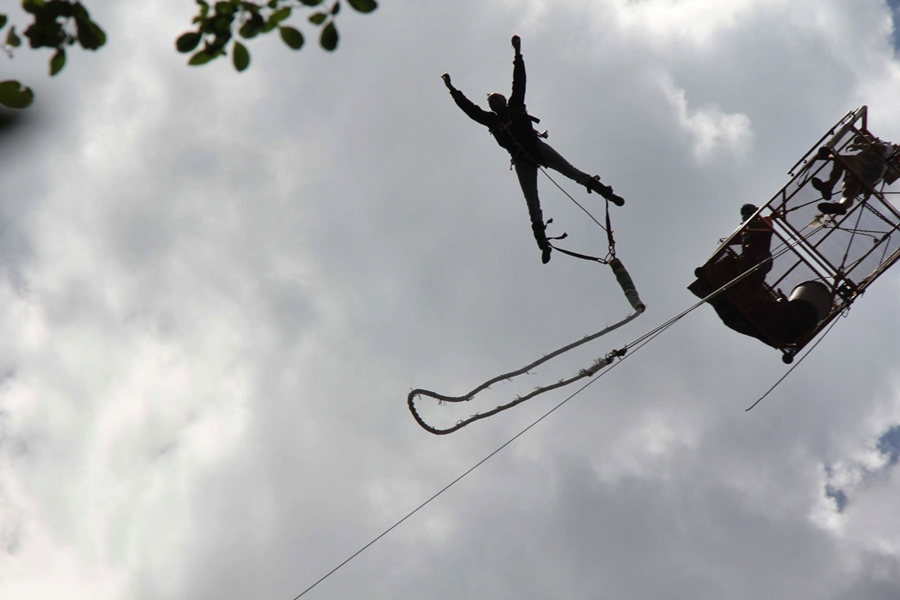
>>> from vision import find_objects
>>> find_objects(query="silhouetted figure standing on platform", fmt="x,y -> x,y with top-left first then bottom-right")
813,136 -> 899,215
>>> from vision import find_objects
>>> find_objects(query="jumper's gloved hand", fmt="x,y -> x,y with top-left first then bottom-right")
441,73 -> 455,91
511,35 -> 521,53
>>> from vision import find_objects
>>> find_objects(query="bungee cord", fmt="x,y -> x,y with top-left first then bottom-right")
408,219 -> 839,435
294,354 -> 624,599
293,237 -> 826,599
407,307 -> 642,435
407,120 -> 649,435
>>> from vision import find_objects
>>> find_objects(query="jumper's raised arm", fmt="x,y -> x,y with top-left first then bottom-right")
509,35 -> 525,109
442,73 -> 493,127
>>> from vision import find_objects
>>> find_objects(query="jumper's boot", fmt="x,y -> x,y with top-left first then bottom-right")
818,200 -> 850,216
811,177 -> 834,201
531,220 -> 552,264
541,244 -> 552,264
580,175 -> 625,206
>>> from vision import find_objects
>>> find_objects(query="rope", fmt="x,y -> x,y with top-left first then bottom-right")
293,233 -> 850,598
408,309 -> 641,435
534,161 -> 620,263
408,240 -> 794,436
499,121 -> 613,239
863,198 -> 900,229
744,313 -> 843,411
409,255 -> 646,434
294,348 -> 627,599
537,165 -> 609,233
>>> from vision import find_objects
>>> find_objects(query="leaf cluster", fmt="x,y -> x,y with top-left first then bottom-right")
0,0 -> 106,107
1,0 -> 375,109
175,0 -> 376,72
4,1 -> 105,71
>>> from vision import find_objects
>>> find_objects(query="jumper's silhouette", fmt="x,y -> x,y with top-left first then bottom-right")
442,35 -> 623,264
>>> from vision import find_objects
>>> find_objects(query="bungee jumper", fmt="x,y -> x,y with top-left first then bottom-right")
442,35 -> 624,264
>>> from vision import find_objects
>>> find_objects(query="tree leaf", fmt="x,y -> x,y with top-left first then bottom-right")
24,21 -> 66,49
211,14 -> 233,35
309,12 -> 327,25
0,80 -> 34,109
176,31 -> 202,53
215,1 -> 235,15
72,2 -> 90,21
207,34 -> 230,55
188,48 -> 216,65
0,14 -> 7,30
75,22 -> 96,49
331,1 -> 340,15
270,6 -> 291,24
263,6 -> 291,32
6,26 -> 20,48
22,0 -> 46,15
49,47 -> 65,76
47,1 -> 74,18
300,0 -> 324,5
89,22 -> 106,48
279,25 -> 303,50
77,19 -> 106,50
347,0 -> 377,13
319,21 -> 337,51
239,16 -> 263,39
232,40 -> 249,71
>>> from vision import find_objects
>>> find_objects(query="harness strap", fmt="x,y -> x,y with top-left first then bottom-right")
549,243 -> 607,263
544,218 -> 567,241
605,200 -> 615,254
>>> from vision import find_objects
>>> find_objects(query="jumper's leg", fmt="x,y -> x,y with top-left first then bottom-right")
514,160 -> 552,264
533,140 -> 624,206
817,155 -> 870,215
812,159 -> 844,201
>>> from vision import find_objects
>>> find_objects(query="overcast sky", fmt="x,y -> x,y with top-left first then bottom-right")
2,0 -> 900,598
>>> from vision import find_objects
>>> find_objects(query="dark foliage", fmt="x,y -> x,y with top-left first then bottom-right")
1,0 -> 377,108
176,0 -> 378,70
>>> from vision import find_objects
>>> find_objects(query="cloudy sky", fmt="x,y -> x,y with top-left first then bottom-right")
3,0 -> 900,598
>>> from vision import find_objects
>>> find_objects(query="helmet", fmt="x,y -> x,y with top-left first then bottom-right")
741,204 -> 758,219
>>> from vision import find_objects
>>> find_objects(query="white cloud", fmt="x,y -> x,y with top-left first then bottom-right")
660,74 -> 754,162
3,0 -> 900,599
614,0 -> 771,48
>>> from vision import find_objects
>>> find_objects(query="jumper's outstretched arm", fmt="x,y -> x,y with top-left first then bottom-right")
442,73 -> 493,126
509,35 -> 526,108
